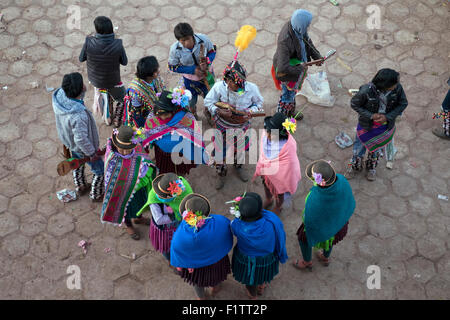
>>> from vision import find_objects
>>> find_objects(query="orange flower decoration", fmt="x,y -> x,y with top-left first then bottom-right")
167,181 -> 182,196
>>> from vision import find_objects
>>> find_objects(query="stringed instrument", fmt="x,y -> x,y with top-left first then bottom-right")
215,101 -> 265,124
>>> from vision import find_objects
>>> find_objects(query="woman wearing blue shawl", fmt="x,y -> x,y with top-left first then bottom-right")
229,192 -> 288,299
170,193 -> 233,300
272,9 -> 322,120
294,160 -> 355,271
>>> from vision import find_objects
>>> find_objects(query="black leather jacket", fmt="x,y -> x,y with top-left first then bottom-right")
351,83 -> 408,130
79,34 -> 127,89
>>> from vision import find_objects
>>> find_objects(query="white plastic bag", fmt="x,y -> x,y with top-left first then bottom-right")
297,71 -> 335,107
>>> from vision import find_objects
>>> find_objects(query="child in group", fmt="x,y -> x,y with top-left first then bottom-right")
79,16 -> 128,127
124,56 -> 165,128
52,72 -> 104,202
168,22 -> 216,122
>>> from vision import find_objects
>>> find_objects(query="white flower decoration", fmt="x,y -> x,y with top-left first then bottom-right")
229,207 -> 241,218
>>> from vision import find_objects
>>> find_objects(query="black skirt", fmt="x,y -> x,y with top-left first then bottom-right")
297,222 -> 349,246
178,255 -> 231,288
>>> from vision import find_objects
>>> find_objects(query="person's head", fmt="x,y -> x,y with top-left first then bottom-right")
111,125 -> 136,155
372,68 -> 400,92
264,112 -> 290,141
152,173 -> 183,201
291,9 -> 313,37
239,192 -> 263,222
305,159 -> 337,188
154,90 -> 177,119
61,72 -> 85,99
223,61 -> 247,92
94,16 -> 114,35
136,56 -> 160,82
174,23 -> 195,49
179,193 -> 211,218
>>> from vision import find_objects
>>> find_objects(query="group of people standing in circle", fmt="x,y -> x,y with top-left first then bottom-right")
52,7 -> 448,300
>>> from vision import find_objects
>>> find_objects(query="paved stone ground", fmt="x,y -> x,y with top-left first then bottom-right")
0,0 -> 449,300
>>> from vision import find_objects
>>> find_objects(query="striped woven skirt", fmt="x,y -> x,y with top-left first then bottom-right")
154,145 -> 196,176
178,255 -> 231,288
149,217 -> 179,254
231,246 -> 279,286
296,222 -> 349,246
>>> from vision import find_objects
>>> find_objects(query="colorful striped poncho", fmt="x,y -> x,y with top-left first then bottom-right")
101,138 -> 156,225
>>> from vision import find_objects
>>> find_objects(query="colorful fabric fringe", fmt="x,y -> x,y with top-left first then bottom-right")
124,77 -> 164,127
142,110 -> 211,165
231,246 -> 279,286
271,59 -> 307,91
356,122 -> 396,153
101,139 -> 155,225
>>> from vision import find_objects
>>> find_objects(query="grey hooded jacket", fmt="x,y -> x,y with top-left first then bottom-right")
52,88 -> 100,156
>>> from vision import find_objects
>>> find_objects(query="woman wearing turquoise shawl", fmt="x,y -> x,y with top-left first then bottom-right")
294,160 -> 355,271
170,194 -> 233,300
229,192 -> 288,299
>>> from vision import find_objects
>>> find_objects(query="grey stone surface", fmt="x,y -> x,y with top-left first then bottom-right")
0,0 -> 448,301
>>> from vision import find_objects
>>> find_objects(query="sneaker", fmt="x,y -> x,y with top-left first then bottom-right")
235,167 -> 248,182
366,170 -> 376,181
432,128 -> 450,140
386,161 -> 394,170
215,175 -> 226,190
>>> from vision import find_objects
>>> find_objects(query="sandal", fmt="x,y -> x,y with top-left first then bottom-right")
126,227 -> 140,240
316,251 -> 330,266
257,284 -> 266,296
246,288 -> 257,300
293,259 -> 313,272
211,285 -> 221,296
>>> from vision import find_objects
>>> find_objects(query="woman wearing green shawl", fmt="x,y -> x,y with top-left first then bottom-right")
137,172 -> 193,261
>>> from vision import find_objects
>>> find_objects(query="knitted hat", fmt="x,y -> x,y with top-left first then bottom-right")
223,60 -> 247,89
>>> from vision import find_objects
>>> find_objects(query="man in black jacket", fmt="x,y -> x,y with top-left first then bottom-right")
345,69 -> 408,181
272,9 -> 322,120
79,16 -> 128,127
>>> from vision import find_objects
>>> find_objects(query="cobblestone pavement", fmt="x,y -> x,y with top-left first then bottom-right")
0,0 -> 449,300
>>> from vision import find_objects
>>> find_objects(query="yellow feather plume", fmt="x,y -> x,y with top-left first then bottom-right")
234,25 -> 257,52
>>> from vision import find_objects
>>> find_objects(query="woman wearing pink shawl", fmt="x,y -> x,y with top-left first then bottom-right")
253,112 -> 301,215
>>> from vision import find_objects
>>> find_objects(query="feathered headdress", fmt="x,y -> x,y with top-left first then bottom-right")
231,25 -> 257,67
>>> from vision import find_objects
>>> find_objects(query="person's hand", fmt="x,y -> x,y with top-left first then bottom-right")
218,108 -> 232,119
316,58 -> 325,66
377,114 -> 387,123
90,154 -> 101,162
194,67 -> 205,79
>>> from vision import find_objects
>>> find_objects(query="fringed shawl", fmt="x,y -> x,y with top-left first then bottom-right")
101,139 -> 155,225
